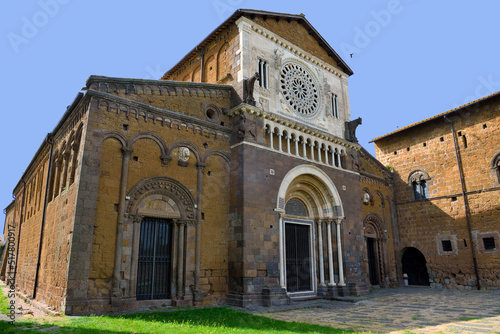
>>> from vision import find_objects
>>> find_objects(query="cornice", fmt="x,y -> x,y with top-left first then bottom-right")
87,90 -> 232,137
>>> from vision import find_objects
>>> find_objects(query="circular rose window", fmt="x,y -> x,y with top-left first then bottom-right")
280,62 -> 320,116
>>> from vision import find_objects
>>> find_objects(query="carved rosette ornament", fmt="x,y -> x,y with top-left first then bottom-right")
178,147 -> 190,167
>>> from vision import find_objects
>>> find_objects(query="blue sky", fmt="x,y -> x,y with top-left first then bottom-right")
1,1 -> 499,234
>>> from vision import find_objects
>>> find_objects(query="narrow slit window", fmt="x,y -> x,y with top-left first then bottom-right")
258,59 -> 269,89
331,93 -> 339,119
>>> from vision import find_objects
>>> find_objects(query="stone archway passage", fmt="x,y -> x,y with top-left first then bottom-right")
136,217 -> 173,300
402,247 -> 430,286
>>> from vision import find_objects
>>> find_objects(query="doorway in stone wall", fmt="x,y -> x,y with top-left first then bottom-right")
136,217 -> 173,300
402,247 -> 430,286
366,237 -> 379,285
285,221 -> 313,293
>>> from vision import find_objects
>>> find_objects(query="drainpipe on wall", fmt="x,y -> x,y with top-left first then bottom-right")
443,116 -> 480,290
33,134 -> 54,299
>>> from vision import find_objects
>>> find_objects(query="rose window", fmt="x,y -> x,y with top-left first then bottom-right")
280,62 -> 320,116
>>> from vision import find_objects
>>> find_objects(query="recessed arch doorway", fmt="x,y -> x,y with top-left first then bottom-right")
402,247 -> 430,286
277,165 -> 345,296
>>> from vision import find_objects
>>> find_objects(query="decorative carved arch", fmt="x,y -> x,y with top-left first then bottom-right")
169,140 -> 202,163
202,149 -> 230,166
103,131 -> 127,147
126,176 -> 196,221
364,213 -> 385,237
491,151 -> 500,168
373,190 -> 385,207
216,42 -> 229,81
129,131 -> 168,156
408,169 -> 430,185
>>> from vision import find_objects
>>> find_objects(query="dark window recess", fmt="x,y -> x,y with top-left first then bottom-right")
483,124 -> 487,129
413,181 -> 428,200
133,156 -> 139,161
407,147 -> 410,152
463,239 -> 467,248
123,124 -> 129,131
458,131 -> 462,136
441,240 -> 453,252
440,137 -> 444,142
451,196 -> 457,202
483,237 -> 496,250
462,135 -> 468,148
394,151 -> 397,155
423,143 -> 427,147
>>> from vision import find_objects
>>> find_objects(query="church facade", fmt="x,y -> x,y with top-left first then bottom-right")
2,9 -> 399,315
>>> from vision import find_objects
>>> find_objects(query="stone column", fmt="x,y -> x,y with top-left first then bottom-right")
177,221 -> 186,297
111,146 -> 133,308
317,220 -> 325,286
194,163 -> 206,302
327,220 -> 336,286
325,149 -> 330,165
171,220 -> 178,298
269,128 -> 274,149
317,146 -> 322,163
278,133 -> 283,152
61,150 -> 70,191
294,138 -> 299,156
129,214 -> 143,298
310,143 -> 315,160
286,134 -> 291,154
336,153 -> 342,168
302,140 -> 307,158
278,211 -> 285,288
336,219 -> 346,286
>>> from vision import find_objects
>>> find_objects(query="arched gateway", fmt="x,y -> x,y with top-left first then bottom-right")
276,165 -> 345,297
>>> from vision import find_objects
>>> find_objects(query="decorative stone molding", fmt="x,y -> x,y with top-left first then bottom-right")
126,177 -> 196,220
227,103 -> 359,151
238,16 -> 345,78
89,90 -> 231,142
408,170 -> 431,185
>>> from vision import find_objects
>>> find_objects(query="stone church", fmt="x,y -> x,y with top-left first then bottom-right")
2,9 -> 414,315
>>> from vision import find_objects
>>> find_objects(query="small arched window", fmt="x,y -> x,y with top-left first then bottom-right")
492,152 -> 500,183
408,170 -> 431,200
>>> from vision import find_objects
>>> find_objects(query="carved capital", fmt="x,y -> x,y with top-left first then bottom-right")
161,154 -> 172,167
121,146 -> 134,157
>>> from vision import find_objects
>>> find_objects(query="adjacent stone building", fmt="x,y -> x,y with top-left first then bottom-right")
372,92 -> 500,290
2,9 -> 399,315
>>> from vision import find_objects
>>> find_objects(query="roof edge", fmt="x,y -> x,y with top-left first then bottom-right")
371,91 -> 500,143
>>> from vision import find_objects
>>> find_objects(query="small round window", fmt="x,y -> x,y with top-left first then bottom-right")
204,104 -> 221,123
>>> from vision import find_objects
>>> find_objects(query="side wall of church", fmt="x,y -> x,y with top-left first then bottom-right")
374,95 -> 500,290
7,108 -> 87,313
66,78 -> 233,314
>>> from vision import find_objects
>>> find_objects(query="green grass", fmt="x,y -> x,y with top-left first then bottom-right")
459,317 -> 481,321
0,285 -> 12,316
0,307 -> 359,333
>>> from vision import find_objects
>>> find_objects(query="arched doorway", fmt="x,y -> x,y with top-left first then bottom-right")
276,165 -> 345,296
363,213 -> 388,287
125,177 -> 197,301
402,247 -> 429,286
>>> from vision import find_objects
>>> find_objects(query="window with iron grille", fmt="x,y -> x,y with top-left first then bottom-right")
441,240 -> 452,252
483,237 -> 496,250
